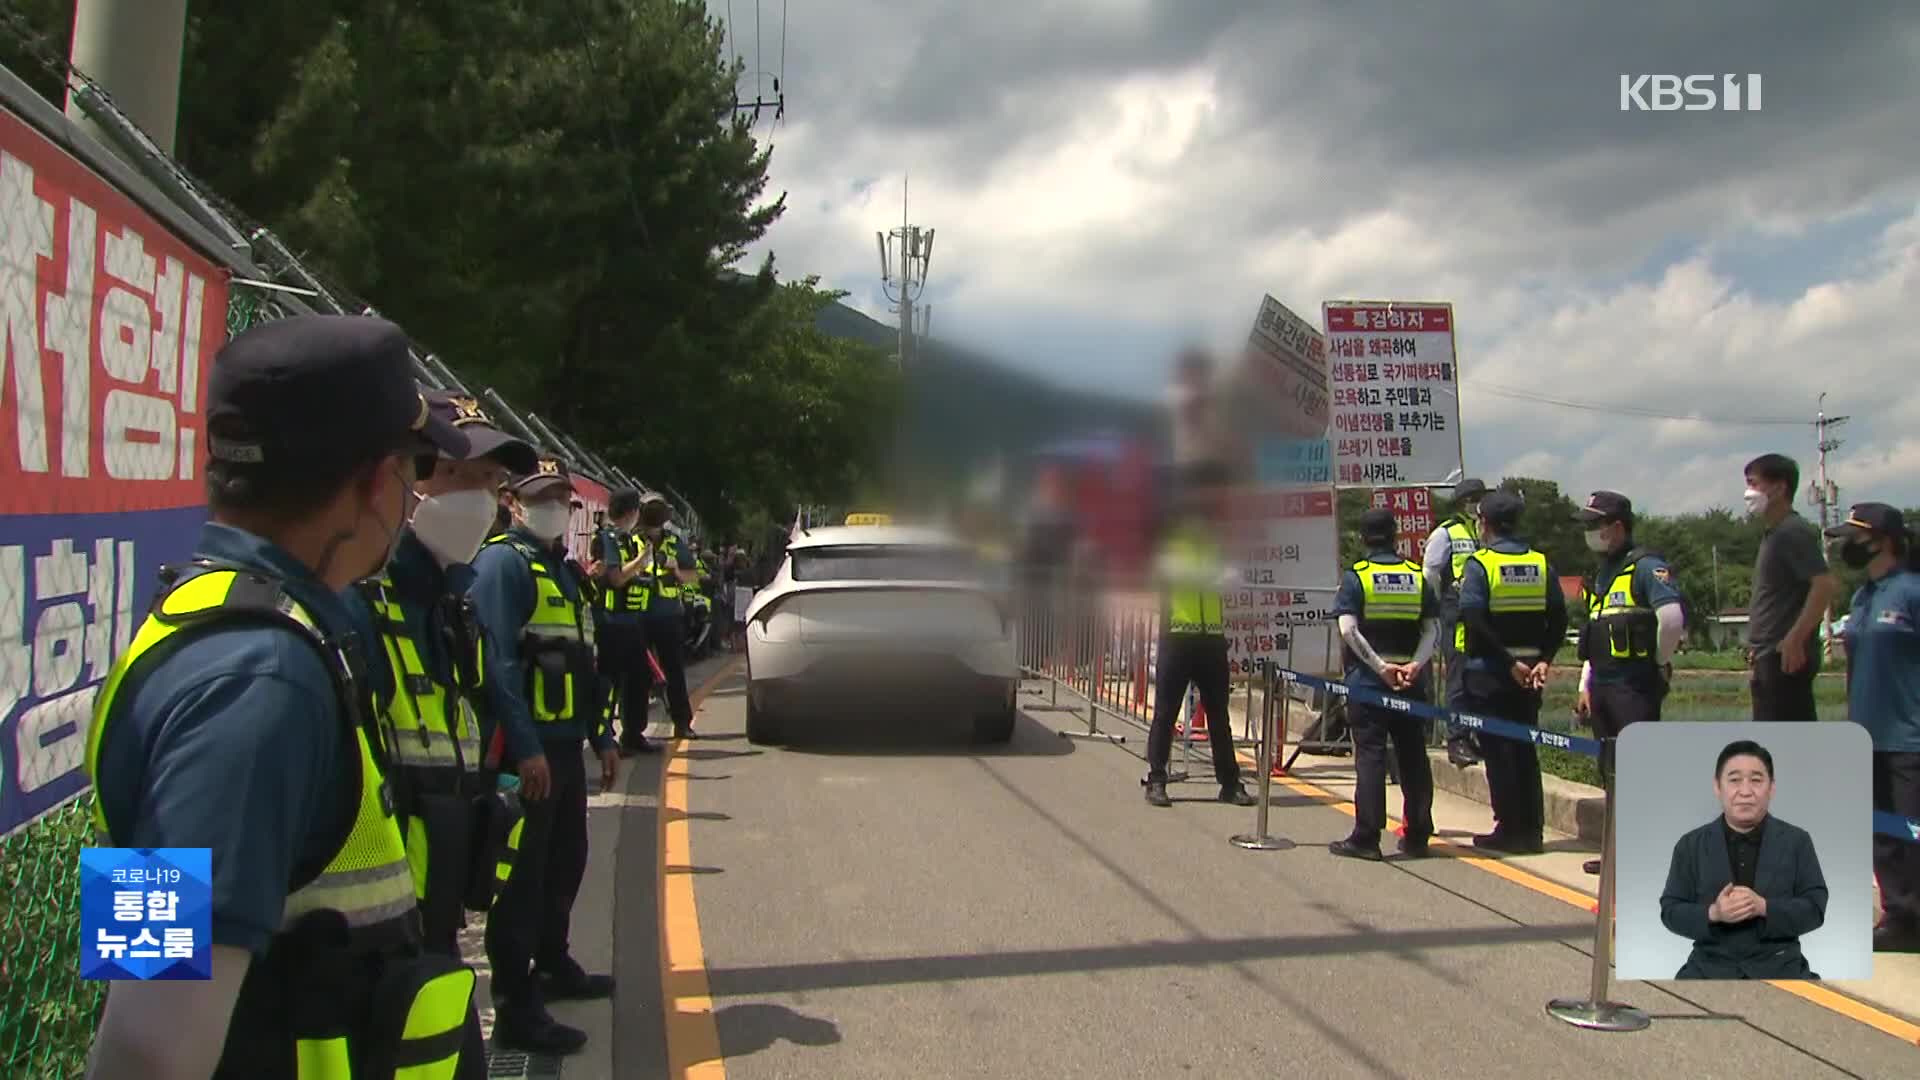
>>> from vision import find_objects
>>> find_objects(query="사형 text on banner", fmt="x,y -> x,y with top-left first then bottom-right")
1323,302 -> 1464,487
1,107 -> 233,838
1221,486 -> 1339,678
1370,487 -> 1438,563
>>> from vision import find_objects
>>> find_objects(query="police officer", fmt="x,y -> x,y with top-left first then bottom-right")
1455,490 -> 1569,855
593,488 -> 661,756
636,492 -> 701,739
1573,490 -> 1686,875
84,316 -> 476,1079
1424,478 -> 1488,766
1329,508 -> 1440,860
1144,463 -> 1259,809
469,456 -> 621,1054
337,390 -> 541,1075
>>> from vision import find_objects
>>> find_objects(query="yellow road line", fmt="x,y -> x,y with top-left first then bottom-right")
1238,749 -> 1920,1046
660,661 -> 744,1079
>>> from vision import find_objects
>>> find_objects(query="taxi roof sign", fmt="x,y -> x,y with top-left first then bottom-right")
845,512 -> 892,526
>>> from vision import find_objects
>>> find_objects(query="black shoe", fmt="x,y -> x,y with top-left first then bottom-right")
1583,858 -> 1603,875
1473,832 -> 1544,855
1446,738 -> 1480,767
1329,838 -> 1383,861
1396,836 -> 1431,859
1144,780 -> 1172,808
620,739 -> 660,758
673,724 -> 699,740
492,1009 -> 589,1056
538,958 -> 615,1001
1874,922 -> 1920,952
1219,783 -> 1257,807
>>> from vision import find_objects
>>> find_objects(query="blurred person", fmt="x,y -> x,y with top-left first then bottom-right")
469,457 -> 621,1055
1423,478 -> 1489,766
1573,491 -> 1686,875
84,316 -> 476,1079
1143,463 -> 1258,809
340,390 -> 540,1078
636,492 -> 702,739
592,488 -> 661,757
1456,490 -> 1568,855
1828,504 -> 1920,951
1167,346 -> 1226,470
1328,508 -> 1439,860
1743,453 -> 1836,721
1660,740 -> 1828,980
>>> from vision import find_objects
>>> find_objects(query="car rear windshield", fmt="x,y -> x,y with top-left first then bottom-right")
790,545 -> 980,583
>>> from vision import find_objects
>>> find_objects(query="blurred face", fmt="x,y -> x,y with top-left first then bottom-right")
1715,754 -> 1774,830
323,452 -> 417,586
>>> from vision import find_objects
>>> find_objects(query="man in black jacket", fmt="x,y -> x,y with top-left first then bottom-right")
1659,739 -> 1828,979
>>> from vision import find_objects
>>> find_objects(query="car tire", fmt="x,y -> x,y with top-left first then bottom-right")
973,701 -> 1017,745
746,689 -> 783,745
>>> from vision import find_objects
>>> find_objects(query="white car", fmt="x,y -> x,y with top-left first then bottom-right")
743,524 -> 1020,745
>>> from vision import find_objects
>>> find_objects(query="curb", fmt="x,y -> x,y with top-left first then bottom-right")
1425,749 -> 1605,843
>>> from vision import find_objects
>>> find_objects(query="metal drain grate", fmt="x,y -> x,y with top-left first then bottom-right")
486,1050 -> 563,1078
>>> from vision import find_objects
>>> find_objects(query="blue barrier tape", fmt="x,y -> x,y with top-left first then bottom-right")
1273,669 -> 1920,844
1274,668 -> 1605,759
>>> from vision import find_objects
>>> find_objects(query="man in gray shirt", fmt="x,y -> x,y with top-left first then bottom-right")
1742,453 -> 1836,722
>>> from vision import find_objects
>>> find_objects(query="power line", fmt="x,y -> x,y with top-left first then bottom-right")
1463,380 -> 1811,426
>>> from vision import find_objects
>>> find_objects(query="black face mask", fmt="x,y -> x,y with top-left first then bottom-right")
1840,540 -> 1878,569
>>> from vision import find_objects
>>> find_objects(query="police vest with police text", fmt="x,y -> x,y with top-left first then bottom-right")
1455,547 -> 1550,660
1442,515 -> 1479,589
1162,527 -> 1227,635
486,534 -> 598,722
85,563 -> 474,1080
1352,557 -> 1425,663
598,529 -> 651,614
1588,549 -> 1660,669
650,532 -> 685,604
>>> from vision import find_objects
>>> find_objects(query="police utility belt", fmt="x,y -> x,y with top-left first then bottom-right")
359,577 -> 525,938
89,561 -> 479,1079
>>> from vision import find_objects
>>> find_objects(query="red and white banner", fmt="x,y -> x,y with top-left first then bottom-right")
566,474 -> 610,565
1323,301 -> 1464,487
1369,486 -> 1437,563
1221,486 -> 1339,677
1,106 -> 232,836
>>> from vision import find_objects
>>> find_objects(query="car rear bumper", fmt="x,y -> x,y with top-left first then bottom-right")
752,653 -> 1018,719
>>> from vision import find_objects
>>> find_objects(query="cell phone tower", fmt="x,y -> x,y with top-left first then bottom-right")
877,176 -> 935,370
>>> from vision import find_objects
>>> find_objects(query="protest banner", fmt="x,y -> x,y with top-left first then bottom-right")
1219,295 -> 1332,463
1323,301 -> 1465,487
1,108 -> 232,837
1370,486 -> 1438,562
1222,486 -> 1339,678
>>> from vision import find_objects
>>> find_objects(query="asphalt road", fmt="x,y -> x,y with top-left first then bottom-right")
597,666 -> 1919,1079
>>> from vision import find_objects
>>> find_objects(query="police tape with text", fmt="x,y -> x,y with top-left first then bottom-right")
1272,667 -> 1920,844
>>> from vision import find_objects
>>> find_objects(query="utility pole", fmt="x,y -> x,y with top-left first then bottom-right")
1812,392 -> 1848,654
877,176 -> 935,370
65,0 -> 189,156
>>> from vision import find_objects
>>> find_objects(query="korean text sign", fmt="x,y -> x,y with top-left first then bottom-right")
1226,294 -> 1331,443
1254,437 -> 1330,486
1,108 -> 231,837
1370,487 -> 1436,562
1221,486 -> 1339,677
79,846 -> 213,980
1323,302 -> 1463,486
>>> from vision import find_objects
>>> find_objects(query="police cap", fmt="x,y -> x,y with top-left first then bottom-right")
510,454 -> 572,498
1359,507 -> 1397,541
1824,502 -> 1905,540
1452,477 -> 1488,503
1478,490 -> 1525,529
207,315 -> 467,471
425,390 -> 537,475
1576,491 -> 1633,526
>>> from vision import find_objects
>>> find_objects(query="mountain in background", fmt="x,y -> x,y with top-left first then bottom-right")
814,297 -> 1162,493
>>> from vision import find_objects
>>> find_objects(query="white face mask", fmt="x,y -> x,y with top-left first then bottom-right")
410,488 -> 499,567
1743,487 -> 1769,517
522,502 -> 572,542
1584,528 -> 1611,553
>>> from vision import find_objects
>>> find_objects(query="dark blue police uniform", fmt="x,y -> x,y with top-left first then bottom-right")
1331,543 -> 1439,856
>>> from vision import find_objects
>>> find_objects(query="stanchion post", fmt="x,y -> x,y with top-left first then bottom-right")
1546,756 -> 1649,1032
1232,669 -> 1292,851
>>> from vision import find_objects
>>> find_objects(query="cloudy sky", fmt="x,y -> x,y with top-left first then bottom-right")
714,0 -> 1920,515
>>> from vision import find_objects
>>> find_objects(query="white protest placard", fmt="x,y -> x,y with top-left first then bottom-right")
1322,301 -> 1464,487
1222,486 -> 1340,678
1220,295 -> 1332,448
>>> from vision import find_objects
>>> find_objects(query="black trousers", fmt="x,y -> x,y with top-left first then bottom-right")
1348,700 -> 1434,846
599,617 -> 652,745
1749,648 -> 1820,722
1146,633 -> 1241,786
1462,668 -> 1544,840
486,738 -> 588,1009
431,928 -> 488,1078
1589,679 -> 1663,786
1874,750 -> 1920,931
644,610 -> 694,728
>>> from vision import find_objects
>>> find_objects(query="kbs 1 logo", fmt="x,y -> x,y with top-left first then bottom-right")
1619,74 -> 1763,112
